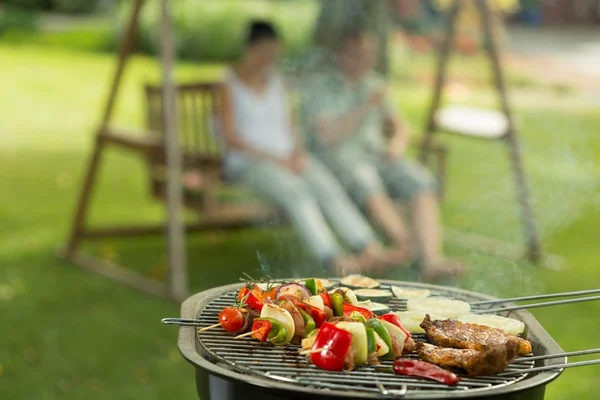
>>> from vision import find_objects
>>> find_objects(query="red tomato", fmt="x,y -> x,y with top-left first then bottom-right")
218,307 -> 245,333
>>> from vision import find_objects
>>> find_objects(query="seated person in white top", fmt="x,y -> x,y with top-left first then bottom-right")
212,20 -> 406,274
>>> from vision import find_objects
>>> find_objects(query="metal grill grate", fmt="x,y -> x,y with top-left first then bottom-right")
196,282 -> 536,396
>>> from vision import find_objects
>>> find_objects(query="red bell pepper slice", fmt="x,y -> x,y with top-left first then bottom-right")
237,287 -> 265,313
295,301 -> 326,328
320,292 -> 332,309
311,322 -> 353,371
342,303 -> 374,320
394,359 -> 460,386
250,319 -> 272,342
378,313 -> 411,341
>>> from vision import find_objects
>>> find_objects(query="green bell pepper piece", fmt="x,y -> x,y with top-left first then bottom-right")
256,317 -> 288,345
365,318 -> 393,358
304,278 -> 318,295
297,307 -> 316,335
349,311 -> 367,323
365,327 -> 377,354
331,292 -> 344,317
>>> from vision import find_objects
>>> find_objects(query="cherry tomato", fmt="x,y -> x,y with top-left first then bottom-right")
218,307 -> 245,333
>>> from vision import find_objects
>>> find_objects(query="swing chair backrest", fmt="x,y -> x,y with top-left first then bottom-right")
144,81 -> 223,167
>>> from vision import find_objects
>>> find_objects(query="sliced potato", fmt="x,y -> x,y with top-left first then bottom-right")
339,274 -> 380,289
406,297 -> 471,319
391,286 -> 431,299
457,314 -> 525,336
394,311 -> 444,334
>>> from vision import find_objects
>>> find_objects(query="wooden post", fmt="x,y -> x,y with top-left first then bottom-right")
160,0 -> 188,301
65,0 -> 145,255
475,0 -> 542,262
419,0 -> 461,165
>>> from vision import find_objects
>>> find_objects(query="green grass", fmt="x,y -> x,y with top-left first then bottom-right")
1,41 -> 600,399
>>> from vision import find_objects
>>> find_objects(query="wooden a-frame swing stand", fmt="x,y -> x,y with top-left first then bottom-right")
61,0 -> 558,303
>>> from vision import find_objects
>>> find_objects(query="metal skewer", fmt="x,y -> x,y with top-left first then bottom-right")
162,317 -> 207,327
499,359 -> 600,376
471,295 -> 600,314
515,348 -> 600,363
471,288 -> 600,306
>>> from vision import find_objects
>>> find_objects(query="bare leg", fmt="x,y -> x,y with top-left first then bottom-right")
411,193 -> 466,281
365,194 -> 412,250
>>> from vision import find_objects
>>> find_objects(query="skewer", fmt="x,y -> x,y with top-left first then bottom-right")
499,359 -> 600,376
471,294 -> 600,314
234,330 -> 259,339
515,348 -> 600,363
162,318 -> 209,327
471,288 -> 600,306
298,347 -> 329,356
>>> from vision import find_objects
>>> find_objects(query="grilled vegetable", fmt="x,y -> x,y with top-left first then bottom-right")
330,287 -> 358,306
310,322 -> 353,371
260,303 -> 295,345
394,311 -> 443,334
276,283 -> 311,301
297,307 -> 316,336
365,319 -> 393,358
365,327 -> 377,354
379,313 -> 412,341
336,321 -> 369,366
250,318 -> 287,345
278,299 -> 306,339
218,307 -> 247,333
330,292 -> 344,317
379,320 -> 408,355
305,295 -> 325,311
339,274 -> 380,289
237,287 -> 265,313
393,359 -> 460,386
342,303 -> 374,321
320,292 -> 332,309
354,288 -> 393,302
301,328 -> 319,350
358,301 -> 390,314
391,286 -> 431,299
457,314 -> 525,336
374,332 -> 390,357
407,297 -> 471,319
296,278 -> 335,290
295,300 -> 326,327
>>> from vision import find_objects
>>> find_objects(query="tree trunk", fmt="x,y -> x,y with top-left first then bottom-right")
312,0 -> 391,76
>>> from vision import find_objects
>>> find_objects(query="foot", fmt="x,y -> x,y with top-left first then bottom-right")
420,259 -> 467,283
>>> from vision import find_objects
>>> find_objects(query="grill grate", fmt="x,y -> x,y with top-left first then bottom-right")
196,282 -> 536,396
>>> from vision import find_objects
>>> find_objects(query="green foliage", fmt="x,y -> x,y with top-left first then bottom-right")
122,0 -> 319,62
50,0 -> 100,14
4,0 -> 53,11
0,7 -> 40,33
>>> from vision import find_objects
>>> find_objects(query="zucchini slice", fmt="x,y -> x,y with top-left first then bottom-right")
354,289 -> 393,302
339,274 -> 380,289
406,297 -> 471,319
358,301 -> 390,314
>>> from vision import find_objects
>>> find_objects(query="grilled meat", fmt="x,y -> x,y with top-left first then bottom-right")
345,346 -> 356,371
390,335 -> 403,359
420,315 -> 531,357
367,352 -> 379,366
404,337 -> 416,354
279,300 -> 305,339
416,342 -> 513,377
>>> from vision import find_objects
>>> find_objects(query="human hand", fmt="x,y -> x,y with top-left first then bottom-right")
384,134 -> 408,161
278,152 -> 307,174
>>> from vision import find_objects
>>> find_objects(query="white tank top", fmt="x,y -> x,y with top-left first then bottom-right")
224,69 -> 295,170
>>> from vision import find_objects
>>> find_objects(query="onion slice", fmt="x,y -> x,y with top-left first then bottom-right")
276,283 -> 311,301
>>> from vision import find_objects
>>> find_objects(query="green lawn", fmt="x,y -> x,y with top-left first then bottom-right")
1,42 -> 599,399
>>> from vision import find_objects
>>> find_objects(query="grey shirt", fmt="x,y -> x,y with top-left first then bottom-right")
302,70 -> 394,161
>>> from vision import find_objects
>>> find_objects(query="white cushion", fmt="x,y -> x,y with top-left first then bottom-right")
435,105 -> 508,139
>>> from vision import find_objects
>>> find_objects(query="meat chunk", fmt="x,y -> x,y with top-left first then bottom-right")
403,337 -> 416,354
420,314 -> 531,358
367,352 -> 379,366
390,335 -> 403,359
344,346 -> 356,371
416,342 -> 513,377
279,300 -> 305,339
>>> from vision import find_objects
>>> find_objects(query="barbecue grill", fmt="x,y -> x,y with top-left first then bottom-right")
176,279 -> 566,400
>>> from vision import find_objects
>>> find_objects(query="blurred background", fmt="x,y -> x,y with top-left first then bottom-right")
1,0 -> 599,399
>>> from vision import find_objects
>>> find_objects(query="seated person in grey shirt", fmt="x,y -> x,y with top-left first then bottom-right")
303,26 -> 466,282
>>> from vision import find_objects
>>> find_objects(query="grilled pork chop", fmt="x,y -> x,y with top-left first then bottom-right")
420,315 -> 532,357
416,342 -> 513,377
